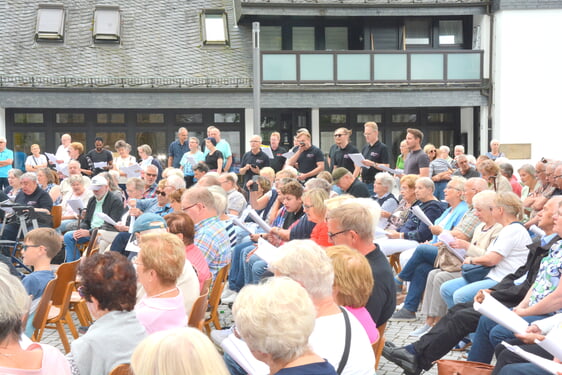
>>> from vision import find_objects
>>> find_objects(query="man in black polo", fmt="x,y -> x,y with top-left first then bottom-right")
332,167 -> 370,198
239,135 -> 270,187
360,121 -> 390,196
286,130 -> 324,182
86,137 -> 113,176
328,127 -> 360,176
269,132 -> 287,173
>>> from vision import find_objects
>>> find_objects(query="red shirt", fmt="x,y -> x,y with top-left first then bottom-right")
185,244 -> 211,292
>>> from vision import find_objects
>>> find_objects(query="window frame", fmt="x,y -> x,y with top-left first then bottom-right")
201,9 -> 230,46
93,5 -> 121,43
36,4 -> 65,42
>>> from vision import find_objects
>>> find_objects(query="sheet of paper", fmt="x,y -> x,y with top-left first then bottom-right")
411,205 -> 434,227
239,206 -> 252,222
95,212 -> 117,226
232,217 -> 256,234
93,161 -> 107,169
282,150 -> 295,159
56,164 -> 69,177
473,292 -> 529,334
260,146 -> 274,159
125,236 -> 140,253
254,238 -> 281,264
348,153 -> 366,168
438,230 -> 466,261
502,341 -> 562,374
530,225 -> 546,238
247,209 -> 272,233
536,328 -> 562,361
67,199 -> 84,215
221,334 -> 270,375
375,164 -> 403,175
45,152 -> 57,164
120,164 -> 142,178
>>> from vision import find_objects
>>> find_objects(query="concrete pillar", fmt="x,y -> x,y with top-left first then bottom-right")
311,108 -> 319,146
0,107 -> 5,138
244,108 -> 254,154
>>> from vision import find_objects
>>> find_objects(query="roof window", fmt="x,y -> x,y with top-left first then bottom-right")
93,5 -> 121,42
201,10 -> 229,45
36,4 -> 65,41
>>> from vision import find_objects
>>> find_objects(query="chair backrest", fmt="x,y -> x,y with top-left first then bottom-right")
51,205 -> 63,229
83,228 -> 100,257
53,260 -> 80,306
32,277 -> 57,332
109,363 -> 130,375
208,265 -> 229,308
200,276 -> 212,296
373,322 -> 387,370
188,289 -> 209,330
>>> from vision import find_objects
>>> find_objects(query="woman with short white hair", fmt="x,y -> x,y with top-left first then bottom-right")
233,277 -> 336,375
373,172 -> 398,228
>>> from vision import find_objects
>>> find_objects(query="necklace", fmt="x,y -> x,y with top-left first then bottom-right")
149,287 -> 177,298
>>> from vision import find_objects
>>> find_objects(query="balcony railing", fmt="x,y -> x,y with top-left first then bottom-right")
261,50 -> 483,85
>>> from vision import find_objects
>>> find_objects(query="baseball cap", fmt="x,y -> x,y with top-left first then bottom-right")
332,167 -> 350,184
132,213 -> 167,234
89,175 -> 108,190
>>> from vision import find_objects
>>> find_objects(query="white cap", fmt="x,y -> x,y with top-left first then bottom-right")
89,175 -> 108,190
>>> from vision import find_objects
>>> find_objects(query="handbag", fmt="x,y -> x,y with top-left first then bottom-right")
461,263 -> 492,283
435,359 -> 494,375
434,243 -> 463,272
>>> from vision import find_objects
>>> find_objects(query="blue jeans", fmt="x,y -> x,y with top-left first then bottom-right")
440,277 -> 498,308
63,231 -> 90,262
497,363 -> 552,375
229,240 -> 253,292
468,314 -> 549,364
224,353 -> 246,375
434,180 -> 447,200
398,244 -> 438,312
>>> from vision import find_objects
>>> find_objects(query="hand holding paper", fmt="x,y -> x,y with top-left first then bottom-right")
95,212 -> 117,226
473,292 -> 529,334
411,206 -> 434,227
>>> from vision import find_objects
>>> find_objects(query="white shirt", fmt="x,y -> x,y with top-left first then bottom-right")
486,223 -> 532,282
55,144 -> 71,164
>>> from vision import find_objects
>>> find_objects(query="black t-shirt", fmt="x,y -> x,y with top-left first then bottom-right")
282,206 -> 304,230
86,149 -> 113,176
270,146 -> 287,173
331,143 -> 359,173
205,150 -> 224,171
296,145 -> 324,176
361,141 -> 390,183
15,187 -> 53,227
76,154 -> 93,176
240,150 -> 271,185
365,245 -> 396,326
346,179 -> 371,198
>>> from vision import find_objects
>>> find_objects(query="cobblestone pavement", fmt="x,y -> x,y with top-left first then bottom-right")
40,303 -> 469,375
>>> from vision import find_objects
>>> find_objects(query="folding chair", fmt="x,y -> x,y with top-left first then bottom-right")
188,289 -> 209,331
109,363 -> 131,375
372,322 -> 387,370
31,277 -> 58,342
204,264 -> 230,335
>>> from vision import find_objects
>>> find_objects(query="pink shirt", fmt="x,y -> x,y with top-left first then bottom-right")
346,306 -> 379,344
135,290 -> 187,334
0,343 -> 71,374
185,244 -> 211,292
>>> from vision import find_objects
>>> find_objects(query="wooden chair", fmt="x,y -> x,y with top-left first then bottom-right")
200,276 -> 212,296
203,264 -> 230,335
43,259 -> 81,353
51,205 -> 62,229
388,253 -> 401,274
77,228 -> 100,258
109,363 -> 131,375
372,322 -> 387,370
188,289 -> 209,331
31,277 -> 58,342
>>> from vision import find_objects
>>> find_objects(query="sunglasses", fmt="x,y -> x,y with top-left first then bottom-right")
145,173 -> 157,177
155,190 -> 166,196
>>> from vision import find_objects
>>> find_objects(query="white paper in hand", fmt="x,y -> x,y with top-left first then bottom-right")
348,153 -> 366,168
254,238 -> 280,264
221,334 -> 270,375
260,146 -> 274,159
536,328 -> 562,361
411,206 -> 434,226
93,161 -> 107,169
67,199 -> 84,215
45,152 -> 57,164
502,341 -> 562,374
95,212 -> 117,226
120,164 -> 142,178
473,292 -> 529,334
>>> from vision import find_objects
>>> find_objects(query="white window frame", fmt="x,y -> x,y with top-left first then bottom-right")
93,5 -> 121,42
201,10 -> 229,45
36,4 -> 65,41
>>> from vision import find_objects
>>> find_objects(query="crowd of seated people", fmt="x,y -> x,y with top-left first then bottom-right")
2,126 -> 562,375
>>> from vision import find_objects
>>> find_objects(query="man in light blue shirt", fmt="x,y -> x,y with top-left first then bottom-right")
0,137 -> 13,190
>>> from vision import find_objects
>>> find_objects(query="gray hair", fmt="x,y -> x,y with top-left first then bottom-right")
416,177 -> 435,192
270,240 -> 334,301
138,144 -> 152,156
448,176 -> 466,192
518,163 -> 536,178
374,172 -> 395,192
166,175 -> 187,190
68,175 -> 85,185
304,178 -> 331,195
0,268 -> 31,341
207,185 -> 228,214
126,177 -> 145,193
326,201 -> 376,241
21,172 -> 37,183
454,145 -> 465,153
472,190 -> 497,209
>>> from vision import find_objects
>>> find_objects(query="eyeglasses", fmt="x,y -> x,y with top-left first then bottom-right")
155,190 -> 166,196
327,229 -> 350,240
145,173 -> 157,177
541,157 -> 548,163
429,150 -> 437,153
554,175 -> 562,179
303,204 -> 312,209
21,244 -> 40,251
334,134 -> 345,137
182,203 -> 198,212
445,186 -> 461,191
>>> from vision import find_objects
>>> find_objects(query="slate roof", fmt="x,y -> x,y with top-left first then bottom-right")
0,0 -> 254,89
240,0 -> 487,4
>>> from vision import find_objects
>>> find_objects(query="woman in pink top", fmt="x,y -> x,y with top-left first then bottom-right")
135,233 -> 188,334
0,269 -> 70,374
166,212 -> 212,292
326,245 -> 379,344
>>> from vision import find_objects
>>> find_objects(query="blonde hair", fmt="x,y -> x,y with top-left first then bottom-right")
494,191 -> 523,220
364,121 -> 379,132
302,188 -> 328,218
400,174 -> 418,189
233,277 -> 316,363
326,245 -> 374,308
139,233 -> 185,285
131,327 -> 229,375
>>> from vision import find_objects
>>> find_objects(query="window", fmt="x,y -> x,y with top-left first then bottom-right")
93,5 -> 121,42
201,10 -> 229,45
14,113 -> 44,124
214,113 -> 240,123
176,113 -> 203,124
292,27 -> 315,50
439,20 -> 463,46
325,27 -> 348,50
97,113 -> 125,124
137,113 -> 164,124
260,26 -> 282,51
36,4 -> 65,41
405,18 -> 431,47
56,113 -> 85,124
